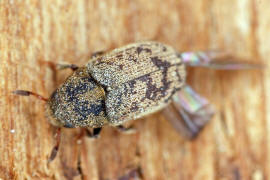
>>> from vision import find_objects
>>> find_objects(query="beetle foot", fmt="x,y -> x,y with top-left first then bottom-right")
116,125 -> 136,134
85,127 -> 102,138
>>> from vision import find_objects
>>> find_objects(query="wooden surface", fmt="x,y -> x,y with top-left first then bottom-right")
0,0 -> 269,179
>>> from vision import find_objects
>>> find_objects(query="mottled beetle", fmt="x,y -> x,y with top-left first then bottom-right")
13,41 -> 261,161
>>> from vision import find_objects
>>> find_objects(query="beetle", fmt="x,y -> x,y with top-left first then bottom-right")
13,41 -> 261,161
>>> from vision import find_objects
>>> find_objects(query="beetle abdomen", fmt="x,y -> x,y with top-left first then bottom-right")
87,42 -> 186,125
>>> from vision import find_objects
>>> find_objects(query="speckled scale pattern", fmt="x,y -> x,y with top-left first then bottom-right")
46,42 -> 186,127
87,41 -> 186,125
46,67 -> 108,128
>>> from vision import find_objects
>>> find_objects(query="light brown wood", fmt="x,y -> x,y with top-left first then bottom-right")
0,0 -> 269,179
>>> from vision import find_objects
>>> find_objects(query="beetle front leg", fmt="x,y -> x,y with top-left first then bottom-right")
39,60 -> 79,71
55,63 -> 79,71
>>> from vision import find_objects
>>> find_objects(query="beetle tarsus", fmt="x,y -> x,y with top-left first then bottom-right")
12,90 -> 31,96
76,153 -> 84,178
178,50 -> 264,70
85,127 -> 102,138
39,60 -> 79,71
91,51 -> 105,58
56,63 -> 79,71
116,125 -> 136,134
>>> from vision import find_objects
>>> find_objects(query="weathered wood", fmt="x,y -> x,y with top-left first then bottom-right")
0,0 -> 269,179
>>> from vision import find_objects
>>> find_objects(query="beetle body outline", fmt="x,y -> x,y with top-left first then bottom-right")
46,41 -> 186,128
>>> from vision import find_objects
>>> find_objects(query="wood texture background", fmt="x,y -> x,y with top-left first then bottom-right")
0,0 -> 269,179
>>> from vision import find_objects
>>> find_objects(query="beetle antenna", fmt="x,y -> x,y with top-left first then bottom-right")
13,90 -> 61,163
12,90 -> 48,102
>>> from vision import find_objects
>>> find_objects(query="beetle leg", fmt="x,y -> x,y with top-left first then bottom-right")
39,60 -> 79,71
162,85 -> 215,139
85,127 -> 102,138
40,51 -> 106,71
55,63 -> 79,71
76,152 -> 83,177
48,127 -> 62,163
50,51 -> 106,71
116,125 -> 136,134
93,127 -> 102,137
178,50 -> 263,70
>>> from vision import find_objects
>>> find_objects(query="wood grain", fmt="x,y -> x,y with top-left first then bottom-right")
0,0 -> 269,179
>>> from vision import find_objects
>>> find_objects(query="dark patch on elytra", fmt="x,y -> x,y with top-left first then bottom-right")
151,56 -> 171,69
142,47 -> 152,54
128,80 -> 136,89
137,74 -> 163,101
119,64 -> 124,70
136,47 -> 143,54
106,61 -> 114,65
116,54 -> 123,59
149,56 -> 173,98
136,46 -> 152,55
127,54 -> 138,62
127,80 -> 137,94
143,76 -> 161,100
122,83 -> 129,96
123,55 -> 173,102
130,102 -> 139,112
160,69 -> 172,97
164,87 -> 181,103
